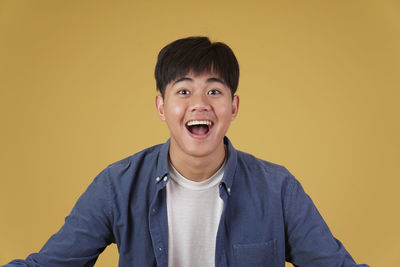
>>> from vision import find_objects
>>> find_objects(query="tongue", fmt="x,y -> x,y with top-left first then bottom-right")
190,125 -> 209,135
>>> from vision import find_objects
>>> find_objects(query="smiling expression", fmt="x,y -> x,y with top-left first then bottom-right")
156,72 -> 239,160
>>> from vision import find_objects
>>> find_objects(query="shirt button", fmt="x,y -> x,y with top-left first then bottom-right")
227,187 -> 231,193
158,247 -> 163,251
156,177 -> 160,182
163,176 -> 168,182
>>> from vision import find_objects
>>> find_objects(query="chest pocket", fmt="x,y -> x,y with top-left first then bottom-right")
233,239 -> 278,267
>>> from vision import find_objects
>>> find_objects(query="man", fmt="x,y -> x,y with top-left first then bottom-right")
6,36 -> 368,266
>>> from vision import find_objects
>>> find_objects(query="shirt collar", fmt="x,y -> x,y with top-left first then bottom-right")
154,139 -> 170,185
221,136 -> 237,195
154,136 -> 238,195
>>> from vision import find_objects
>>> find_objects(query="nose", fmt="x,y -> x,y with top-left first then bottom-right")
190,93 -> 210,112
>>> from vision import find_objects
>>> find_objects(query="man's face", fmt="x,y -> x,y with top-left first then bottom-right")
156,72 -> 239,160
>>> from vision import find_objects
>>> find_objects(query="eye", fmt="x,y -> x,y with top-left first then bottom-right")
207,89 -> 221,95
178,89 -> 190,95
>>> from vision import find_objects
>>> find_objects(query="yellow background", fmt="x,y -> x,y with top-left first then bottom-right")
1,1 -> 399,266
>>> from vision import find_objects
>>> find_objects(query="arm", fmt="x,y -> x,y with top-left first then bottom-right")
4,168 -> 115,267
284,177 -> 368,267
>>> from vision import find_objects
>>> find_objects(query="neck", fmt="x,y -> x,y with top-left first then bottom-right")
168,141 -> 226,182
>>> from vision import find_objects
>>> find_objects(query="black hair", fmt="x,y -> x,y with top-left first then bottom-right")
154,36 -> 239,98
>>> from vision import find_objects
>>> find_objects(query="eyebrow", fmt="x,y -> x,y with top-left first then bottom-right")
173,76 -> 226,85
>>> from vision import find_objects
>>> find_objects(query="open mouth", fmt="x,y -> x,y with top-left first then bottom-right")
186,120 -> 213,136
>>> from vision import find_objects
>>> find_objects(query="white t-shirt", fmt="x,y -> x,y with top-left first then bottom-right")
166,161 -> 225,267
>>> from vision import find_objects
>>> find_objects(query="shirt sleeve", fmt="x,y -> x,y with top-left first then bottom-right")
5,168 -> 115,267
284,176 -> 369,267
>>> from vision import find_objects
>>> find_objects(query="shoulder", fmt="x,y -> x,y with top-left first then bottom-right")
234,149 -> 299,192
236,149 -> 292,178
107,143 -> 163,172
236,150 -> 288,173
94,143 -> 166,188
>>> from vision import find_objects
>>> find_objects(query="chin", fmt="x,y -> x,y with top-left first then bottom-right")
184,141 -> 222,158
183,146 -> 212,158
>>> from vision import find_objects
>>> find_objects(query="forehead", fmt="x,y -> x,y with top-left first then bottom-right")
171,71 -> 225,84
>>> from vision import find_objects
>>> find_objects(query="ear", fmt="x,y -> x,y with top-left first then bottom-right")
155,95 -> 166,121
231,95 -> 239,120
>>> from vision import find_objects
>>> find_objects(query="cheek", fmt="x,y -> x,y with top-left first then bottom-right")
165,103 -> 185,121
216,103 -> 233,122
171,105 -> 185,117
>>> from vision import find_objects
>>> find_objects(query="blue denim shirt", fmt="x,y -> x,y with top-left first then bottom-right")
6,137 -> 368,267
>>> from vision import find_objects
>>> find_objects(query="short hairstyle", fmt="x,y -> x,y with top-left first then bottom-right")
154,36 -> 239,98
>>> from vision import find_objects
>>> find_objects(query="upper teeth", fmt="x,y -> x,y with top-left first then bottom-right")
187,120 -> 212,126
